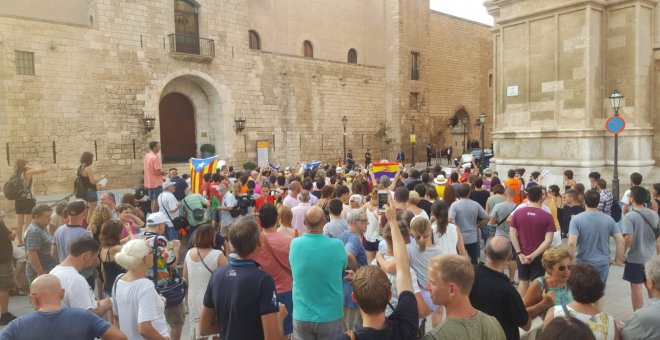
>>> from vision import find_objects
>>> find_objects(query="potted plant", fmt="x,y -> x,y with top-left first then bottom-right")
200,144 -> 215,158
243,161 -> 257,171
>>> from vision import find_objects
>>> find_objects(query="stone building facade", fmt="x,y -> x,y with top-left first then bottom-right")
0,0 -> 492,196
486,0 -> 658,187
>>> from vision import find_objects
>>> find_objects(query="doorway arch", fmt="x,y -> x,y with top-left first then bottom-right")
159,93 -> 196,162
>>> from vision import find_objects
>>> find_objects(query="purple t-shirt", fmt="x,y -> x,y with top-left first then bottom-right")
510,206 -> 555,255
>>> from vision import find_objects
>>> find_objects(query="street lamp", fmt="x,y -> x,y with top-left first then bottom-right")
411,115 -> 417,165
609,89 -> 624,200
479,113 -> 486,173
342,115 -> 348,166
461,117 -> 467,153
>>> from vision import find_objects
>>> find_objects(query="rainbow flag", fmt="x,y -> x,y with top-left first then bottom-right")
372,162 -> 398,179
189,156 -> 223,194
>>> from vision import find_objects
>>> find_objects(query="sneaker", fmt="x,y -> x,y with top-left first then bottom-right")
0,313 -> 17,325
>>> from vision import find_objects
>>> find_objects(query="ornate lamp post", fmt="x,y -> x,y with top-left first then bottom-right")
479,113 -> 486,173
411,115 -> 417,165
609,89 -> 624,200
143,116 -> 155,133
342,115 -> 348,165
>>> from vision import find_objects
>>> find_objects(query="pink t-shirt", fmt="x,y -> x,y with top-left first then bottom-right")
257,231 -> 293,293
143,152 -> 163,189
510,206 -> 555,255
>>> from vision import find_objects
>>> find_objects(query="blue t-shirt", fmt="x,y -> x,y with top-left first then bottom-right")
0,308 -> 110,340
290,233 -> 347,322
203,258 -> 279,340
337,230 -> 368,309
568,211 -> 621,266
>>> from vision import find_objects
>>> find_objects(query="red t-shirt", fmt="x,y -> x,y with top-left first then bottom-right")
510,206 -> 555,255
254,195 -> 276,212
256,231 -> 293,293
208,182 -> 222,203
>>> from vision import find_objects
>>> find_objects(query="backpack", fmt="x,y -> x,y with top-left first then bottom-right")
73,166 -> 86,199
3,174 -> 24,200
610,201 -> 622,222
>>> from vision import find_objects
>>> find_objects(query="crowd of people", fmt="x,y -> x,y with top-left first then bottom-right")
0,141 -> 659,340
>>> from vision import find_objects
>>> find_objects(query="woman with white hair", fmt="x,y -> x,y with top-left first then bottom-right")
112,239 -> 169,340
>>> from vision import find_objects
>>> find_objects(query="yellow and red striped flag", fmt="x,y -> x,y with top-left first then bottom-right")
189,156 -> 223,194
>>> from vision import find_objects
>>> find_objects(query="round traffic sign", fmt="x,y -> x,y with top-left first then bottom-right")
605,116 -> 625,134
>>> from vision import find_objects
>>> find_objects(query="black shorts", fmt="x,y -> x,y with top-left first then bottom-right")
516,255 -> 545,281
15,198 -> 36,215
364,239 -> 380,252
623,262 -> 646,284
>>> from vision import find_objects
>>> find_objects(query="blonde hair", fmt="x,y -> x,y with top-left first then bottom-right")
408,191 -> 421,204
114,239 -> 150,270
278,205 -> 293,227
410,216 -> 431,252
428,254 -> 474,295
541,247 -> 572,270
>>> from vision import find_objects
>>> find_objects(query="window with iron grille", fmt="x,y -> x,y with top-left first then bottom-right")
15,51 -> 34,75
411,52 -> 419,80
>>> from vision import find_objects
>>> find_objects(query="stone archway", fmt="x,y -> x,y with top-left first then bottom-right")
451,108 -> 470,154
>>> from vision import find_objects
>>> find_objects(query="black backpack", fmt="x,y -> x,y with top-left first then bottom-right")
611,201 -> 622,222
3,174 -> 24,200
73,166 -> 86,199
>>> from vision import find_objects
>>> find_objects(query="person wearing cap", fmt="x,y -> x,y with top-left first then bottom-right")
142,212 -> 184,340
433,174 -> 448,199
52,201 -> 95,288
157,179 -> 180,241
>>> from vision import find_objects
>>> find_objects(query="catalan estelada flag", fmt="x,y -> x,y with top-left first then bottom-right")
372,162 -> 399,180
189,156 -> 222,194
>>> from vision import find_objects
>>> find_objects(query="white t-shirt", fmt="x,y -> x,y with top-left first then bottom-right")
112,278 -> 170,339
158,191 -> 178,227
432,223 -> 460,255
50,265 -> 96,310
621,189 -> 631,205
371,255 -> 421,316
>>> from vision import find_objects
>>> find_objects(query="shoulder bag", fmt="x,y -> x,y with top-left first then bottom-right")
150,236 -> 187,308
160,194 -> 189,231
632,210 -> 660,238
196,248 -> 215,274
497,204 -> 519,226
261,233 -> 292,277
183,198 -> 205,223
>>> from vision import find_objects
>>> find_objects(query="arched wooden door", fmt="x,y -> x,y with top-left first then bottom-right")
159,93 -> 196,162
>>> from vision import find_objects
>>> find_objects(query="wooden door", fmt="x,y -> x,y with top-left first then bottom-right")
159,93 -> 196,162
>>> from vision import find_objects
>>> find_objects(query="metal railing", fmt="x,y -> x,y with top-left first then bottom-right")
168,34 -> 215,58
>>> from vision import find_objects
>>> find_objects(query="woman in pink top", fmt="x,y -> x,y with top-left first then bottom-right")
257,203 -> 294,336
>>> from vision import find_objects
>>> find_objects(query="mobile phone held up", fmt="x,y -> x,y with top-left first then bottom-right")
377,190 -> 388,212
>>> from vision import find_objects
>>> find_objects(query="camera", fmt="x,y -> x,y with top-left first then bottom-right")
235,189 -> 257,216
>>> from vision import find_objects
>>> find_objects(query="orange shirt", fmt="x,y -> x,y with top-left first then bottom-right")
506,178 -> 522,204
143,151 -> 162,189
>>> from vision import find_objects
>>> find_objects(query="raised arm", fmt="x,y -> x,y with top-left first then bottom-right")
386,195 -> 412,293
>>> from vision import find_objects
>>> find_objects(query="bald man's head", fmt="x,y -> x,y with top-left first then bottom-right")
30,274 -> 64,309
304,206 -> 325,230
485,236 -> 511,262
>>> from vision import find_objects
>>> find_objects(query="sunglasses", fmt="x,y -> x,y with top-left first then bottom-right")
557,264 -> 573,272
355,218 -> 368,222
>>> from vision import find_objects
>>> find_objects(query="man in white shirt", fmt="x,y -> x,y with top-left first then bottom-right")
49,237 -> 112,317
292,190 -> 313,234
283,181 -> 302,209
157,180 -> 180,241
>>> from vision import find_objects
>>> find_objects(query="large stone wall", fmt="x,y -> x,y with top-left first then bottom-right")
0,0 -> 390,196
0,0 -> 494,200
427,11 -> 493,151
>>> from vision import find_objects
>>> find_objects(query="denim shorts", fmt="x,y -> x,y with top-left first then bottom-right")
84,188 -> 98,202
148,187 -> 163,201
277,291 -> 294,335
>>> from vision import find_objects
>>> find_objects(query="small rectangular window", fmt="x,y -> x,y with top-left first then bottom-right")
411,52 -> 419,80
410,92 -> 419,110
15,51 -> 35,75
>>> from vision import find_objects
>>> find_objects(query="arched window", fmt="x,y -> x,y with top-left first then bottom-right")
249,30 -> 261,50
303,40 -> 314,58
347,48 -> 357,64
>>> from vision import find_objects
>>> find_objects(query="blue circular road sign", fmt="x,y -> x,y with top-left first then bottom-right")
605,116 -> 625,134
